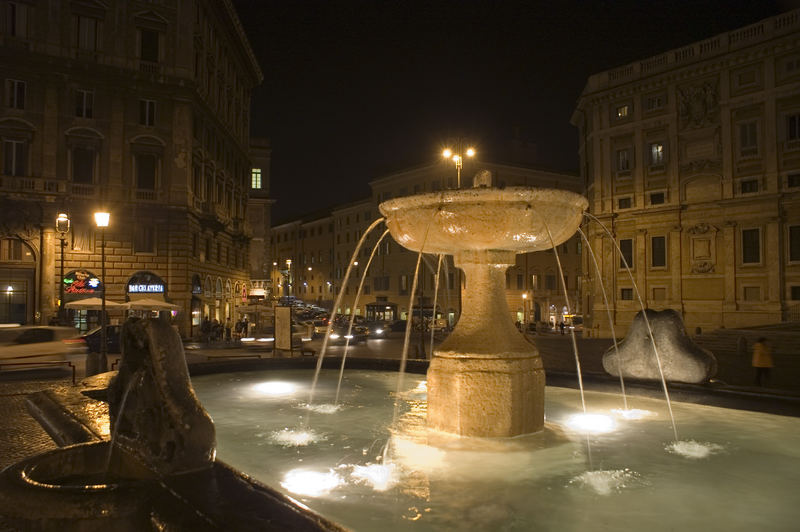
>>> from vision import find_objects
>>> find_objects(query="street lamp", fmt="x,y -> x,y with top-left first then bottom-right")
285,259 -> 292,297
88,211 -> 110,376
442,143 -> 476,188
56,213 -> 70,325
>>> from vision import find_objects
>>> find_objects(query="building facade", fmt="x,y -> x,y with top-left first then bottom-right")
0,0 -> 262,336
269,160 -> 583,328
572,9 -> 800,338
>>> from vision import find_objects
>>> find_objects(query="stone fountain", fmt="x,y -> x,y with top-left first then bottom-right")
379,171 -> 587,436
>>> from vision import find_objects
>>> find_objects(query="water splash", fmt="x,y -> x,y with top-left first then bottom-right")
565,413 -> 616,434
350,463 -> 398,491
298,403 -> 342,414
611,408 -> 657,420
281,469 -> 343,496
569,468 -> 643,495
270,428 -> 326,447
666,440 -> 724,459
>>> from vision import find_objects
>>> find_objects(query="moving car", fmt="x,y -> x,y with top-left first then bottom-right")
325,324 -> 367,345
241,324 -> 313,351
0,326 -> 87,369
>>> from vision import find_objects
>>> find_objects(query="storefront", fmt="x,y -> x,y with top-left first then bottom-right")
62,269 -> 104,331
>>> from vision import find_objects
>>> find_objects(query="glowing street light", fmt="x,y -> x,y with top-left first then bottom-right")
442,142 -> 476,189
88,211 -> 110,376
56,213 -> 70,325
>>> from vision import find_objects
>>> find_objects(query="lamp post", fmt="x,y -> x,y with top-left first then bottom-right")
88,211 -> 110,376
56,213 -> 70,325
442,143 -> 476,189
285,259 -> 292,297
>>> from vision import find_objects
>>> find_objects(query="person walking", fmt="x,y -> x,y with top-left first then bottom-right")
751,337 -> 774,387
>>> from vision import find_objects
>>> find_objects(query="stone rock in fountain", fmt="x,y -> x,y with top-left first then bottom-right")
108,317 -> 216,474
602,309 -> 718,384
380,170 -> 587,438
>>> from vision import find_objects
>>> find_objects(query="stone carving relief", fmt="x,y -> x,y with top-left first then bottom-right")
678,81 -> 719,130
0,201 -> 39,241
686,223 -> 718,274
691,261 -> 715,274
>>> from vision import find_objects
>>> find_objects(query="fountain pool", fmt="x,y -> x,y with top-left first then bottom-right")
191,368 -> 800,531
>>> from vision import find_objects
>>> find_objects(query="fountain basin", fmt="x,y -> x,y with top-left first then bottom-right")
378,186 -> 587,255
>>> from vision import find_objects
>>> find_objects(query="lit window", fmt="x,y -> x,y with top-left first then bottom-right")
649,142 -> 664,165
5,79 -> 25,109
616,105 -> 629,119
251,168 -> 262,189
741,228 -> 760,264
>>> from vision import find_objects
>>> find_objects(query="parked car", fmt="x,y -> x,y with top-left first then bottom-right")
80,325 -> 122,354
0,326 -> 87,369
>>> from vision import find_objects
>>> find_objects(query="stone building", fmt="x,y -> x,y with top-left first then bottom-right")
270,160 -> 583,328
0,0 -> 262,336
572,9 -> 800,337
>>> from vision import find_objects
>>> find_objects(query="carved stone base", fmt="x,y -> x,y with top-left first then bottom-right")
427,353 -> 545,437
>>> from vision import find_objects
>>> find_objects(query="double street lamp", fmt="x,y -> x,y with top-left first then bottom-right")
87,211 -> 110,376
442,144 -> 476,188
56,213 -> 70,325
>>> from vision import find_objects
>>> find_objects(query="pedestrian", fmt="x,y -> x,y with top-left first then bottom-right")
752,337 -> 773,387
200,316 -> 211,343
559,321 -> 565,335
225,318 -> 232,343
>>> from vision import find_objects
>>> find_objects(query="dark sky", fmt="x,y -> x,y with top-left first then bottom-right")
232,0 -> 794,222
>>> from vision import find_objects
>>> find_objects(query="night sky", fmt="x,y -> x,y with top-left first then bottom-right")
232,0 -> 793,222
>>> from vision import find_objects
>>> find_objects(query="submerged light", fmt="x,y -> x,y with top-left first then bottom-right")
565,413 -> 616,434
252,381 -> 296,396
282,469 -> 343,497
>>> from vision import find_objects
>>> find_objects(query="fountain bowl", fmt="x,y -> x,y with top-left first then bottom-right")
379,186 -> 588,255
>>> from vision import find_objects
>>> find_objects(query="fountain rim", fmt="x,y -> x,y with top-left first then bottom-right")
378,186 -> 588,215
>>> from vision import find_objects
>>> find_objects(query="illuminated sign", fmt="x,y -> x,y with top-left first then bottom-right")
63,270 -> 102,294
128,283 -> 164,293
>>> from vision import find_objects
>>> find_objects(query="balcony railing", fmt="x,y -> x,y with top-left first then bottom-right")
0,175 -> 64,195
71,183 -> 95,197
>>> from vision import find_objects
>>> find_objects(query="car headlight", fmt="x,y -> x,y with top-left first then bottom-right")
329,333 -> 340,340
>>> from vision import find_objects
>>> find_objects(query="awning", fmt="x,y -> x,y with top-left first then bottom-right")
64,297 -> 126,310
124,298 -> 180,311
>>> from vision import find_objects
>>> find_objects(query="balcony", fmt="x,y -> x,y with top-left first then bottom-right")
139,61 -> 161,75
0,175 -> 64,195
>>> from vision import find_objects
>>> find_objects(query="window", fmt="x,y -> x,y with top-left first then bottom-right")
790,225 -> 800,262
251,168 -> 262,189
651,236 -> 666,268
792,286 -> 800,300
75,89 -> 93,118
739,122 -> 758,157
787,114 -> 800,142
140,29 -> 159,62
3,139 -> 26,176
75,15 -> 99,51
619,238 -> 633,269
516,274 -> 523,290
399,275 -> 409,293
135,153 -> 157,190
72,147 -> 94,183
743,286 -> 761,301
620,288 -> 634,300
649,142 -> 664,166
134,224 -> 156,253
645,94 -> 664,112
0,238 -> 22,261
618,197 -> 632,209
6,2 -> 28,38
740,179 -> 759,194
649,192 -> 665,205
741,228 -> 760,264
139,100 -> 156,126
545,275 -> 556,290
616,105 -> 629,119
5,79 -> 25,109
616,148 -> 631,172
789,174 -> 800,188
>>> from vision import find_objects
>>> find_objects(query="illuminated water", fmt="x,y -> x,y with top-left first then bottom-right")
191,369 -> 800,531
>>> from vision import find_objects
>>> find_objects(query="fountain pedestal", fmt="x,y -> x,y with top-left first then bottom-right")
428,251 -> 544,437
